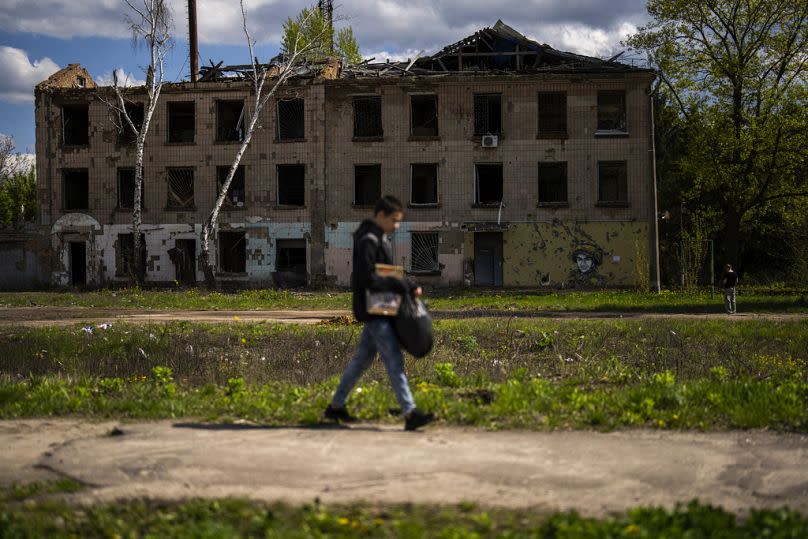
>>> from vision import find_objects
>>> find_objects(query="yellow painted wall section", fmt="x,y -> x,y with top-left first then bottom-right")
495,221 -> 648,287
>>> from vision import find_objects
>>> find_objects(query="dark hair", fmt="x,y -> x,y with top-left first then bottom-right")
374,195 -> 404,216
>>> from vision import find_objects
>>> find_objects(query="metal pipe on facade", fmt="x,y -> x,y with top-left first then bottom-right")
188,0 -> 199,83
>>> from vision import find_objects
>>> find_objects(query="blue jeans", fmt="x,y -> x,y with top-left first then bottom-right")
332,318 -> 416,415
724,287 -> 736,314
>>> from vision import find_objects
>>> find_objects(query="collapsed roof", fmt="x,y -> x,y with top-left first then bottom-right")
200,20 -> 650,82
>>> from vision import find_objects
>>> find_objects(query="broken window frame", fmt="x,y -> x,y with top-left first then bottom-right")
215,99 -> 245,142
117,102 -> 144,145
410,94 -> 439,137
537,92 -> 567,137
218,230 -> 247,274
165,167 -> 195,209
352,95 -> 383,139
596,91 -> 627,135
117,167 -> 143,210
167,101 -> 195,143
354,164 -> 382,206
474,163 -> 504,206
63,169 -> 89,210
275,239 -> 307,273
537,162 -> 568,205
277,164 -> 305,207
216,165 -> 246,209
410,232 -> 440,274
597,161 -> 629,205
62,104 -> 89,146
473,93 -> 502,135
410,163 -> 439,206
115,233 -> 146,279
276,98 -> 305,140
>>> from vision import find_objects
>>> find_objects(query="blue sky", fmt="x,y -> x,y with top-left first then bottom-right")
0,0 -> 650,155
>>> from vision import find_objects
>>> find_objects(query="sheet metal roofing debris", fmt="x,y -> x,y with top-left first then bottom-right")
197,20 -> 651,83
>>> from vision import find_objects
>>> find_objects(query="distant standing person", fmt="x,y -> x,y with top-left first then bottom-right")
324,195 -> 435,431
721,264 -> 738,314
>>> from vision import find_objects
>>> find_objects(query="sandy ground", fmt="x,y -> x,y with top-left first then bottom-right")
1,306 -> 806,327
2,419 -> 807,516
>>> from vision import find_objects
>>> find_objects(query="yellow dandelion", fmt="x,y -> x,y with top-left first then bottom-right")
624,523 -> 640,534
337,517 -> 350,526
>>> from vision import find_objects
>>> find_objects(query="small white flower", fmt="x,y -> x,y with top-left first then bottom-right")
355,387 -> 363,393
260,356 -> 266,361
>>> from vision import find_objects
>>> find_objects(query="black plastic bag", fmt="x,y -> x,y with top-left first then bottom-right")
394,295 -> 433,358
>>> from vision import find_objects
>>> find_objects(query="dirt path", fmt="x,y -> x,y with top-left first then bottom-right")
1,306 -> 806,327
2,419 -> 806,516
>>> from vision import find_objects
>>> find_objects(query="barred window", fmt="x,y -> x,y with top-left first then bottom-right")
410,232 -> 439,273
166,168 -> 194,209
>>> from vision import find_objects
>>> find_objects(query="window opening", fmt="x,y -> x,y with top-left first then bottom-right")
277,164 -> 305,206
219,231 -> 246,273
473,94 -> 501,135
354,164 -> 381,205
117,168 -> 143,209
216,100 -> 244,142
475,164 -> 503,205
411,164 -> 438,205
63,169 -> 89,210
63,104 -> 89,146
168,101 -> 195,142
597,91 -> 627,133
411,95 -> 438,136
598,161 -> 628,203
277,98 -> 305,140
410,232 -> 439,273
118,102 -> 144,145
217,166 -> 246,208
538,92 -> 567,136
115,233 -> 146,279
538,162 -> 568,203
166,168 -> 194,209
353,96 -> 383,138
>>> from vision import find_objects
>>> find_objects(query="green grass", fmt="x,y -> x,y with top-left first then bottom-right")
1,319 -> 805,430
1,287 -> 807,313
1,485 -> 806,538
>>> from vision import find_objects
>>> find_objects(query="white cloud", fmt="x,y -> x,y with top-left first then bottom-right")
95,67 -> 146,87
0,0 -> 650,59
0,46 -> 60,104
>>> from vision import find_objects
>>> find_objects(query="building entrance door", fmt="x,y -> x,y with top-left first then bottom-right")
170,239 -> 197,285
69,241 -> 86,286
474,232 -> 503,286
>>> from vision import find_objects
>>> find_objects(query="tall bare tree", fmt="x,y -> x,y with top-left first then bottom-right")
103,0 -> 172,283
200,1 -> 333,287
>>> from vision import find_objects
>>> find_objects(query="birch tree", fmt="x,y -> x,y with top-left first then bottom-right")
103,0 -> 172,283
199,1 -> 333,287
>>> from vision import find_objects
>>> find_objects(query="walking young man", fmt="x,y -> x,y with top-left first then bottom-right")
324,195 -> 435,431
721,263 -> 739,314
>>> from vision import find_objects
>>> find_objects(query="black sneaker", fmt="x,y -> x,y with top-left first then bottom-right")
324,404 -> 356,423
404,409 -> 435,431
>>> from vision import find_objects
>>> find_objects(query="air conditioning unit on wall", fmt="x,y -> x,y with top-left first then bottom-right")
481,134 -> 498,148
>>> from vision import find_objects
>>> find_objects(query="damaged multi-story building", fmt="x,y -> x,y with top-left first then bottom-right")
21,20 -> 660,290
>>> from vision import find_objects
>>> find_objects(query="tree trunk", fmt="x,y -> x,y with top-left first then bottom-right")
723,208 -> 742,268
200,220 -> 217,289
132,144 -> 145,285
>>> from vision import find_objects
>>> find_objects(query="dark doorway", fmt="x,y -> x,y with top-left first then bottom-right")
474,232 -> 503,286
69,241 -> 86,286
169,239 -> 197,286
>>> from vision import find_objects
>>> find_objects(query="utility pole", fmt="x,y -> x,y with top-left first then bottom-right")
317,0 -> 334,53
680,201 -> 687,289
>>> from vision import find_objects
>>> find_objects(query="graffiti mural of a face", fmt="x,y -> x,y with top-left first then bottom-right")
571,249 -> 601,276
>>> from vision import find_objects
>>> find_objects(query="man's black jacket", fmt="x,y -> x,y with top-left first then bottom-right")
351,219 -> 410,321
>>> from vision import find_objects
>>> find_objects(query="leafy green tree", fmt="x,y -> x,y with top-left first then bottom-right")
0,168 -> 36,225
281,7 -> 362,64
629,0 -> 808,271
